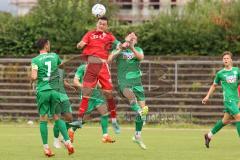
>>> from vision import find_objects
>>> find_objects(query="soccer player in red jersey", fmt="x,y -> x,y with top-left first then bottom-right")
70,17 -> 121,133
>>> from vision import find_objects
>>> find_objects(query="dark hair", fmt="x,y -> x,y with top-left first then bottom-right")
35,38 -> 49,50
222,51 -> 233,58
98,16 -> 108,22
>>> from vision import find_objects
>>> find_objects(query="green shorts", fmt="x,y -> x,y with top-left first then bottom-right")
60,100 -> 72,113
36,89 -> 61,116
223,101 -> 240,115
119,84 -> 145,101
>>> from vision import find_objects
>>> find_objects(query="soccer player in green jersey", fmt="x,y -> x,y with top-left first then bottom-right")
31,38 -> 74,156
108,32 -> 148,149
73,64 -> 115,143
52,69 -> 78,148
202,51 -> 240,148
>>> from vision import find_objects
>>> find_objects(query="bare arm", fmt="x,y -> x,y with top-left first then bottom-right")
202,84 -> 217,104
64,80 -> 76,92
73,77 -> 82,89
30,69 -> 37,89
77,41 -> 87,49
31,69 -> 38,81
108,49 -> 122,63
129,42 -> 144,61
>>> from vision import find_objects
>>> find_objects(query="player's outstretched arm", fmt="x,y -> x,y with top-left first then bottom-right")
64,80 -> 77,92
73,76 -> 82,89
108,49 -> 122,63
202,84 -> 217,104
77,41 -> 87,49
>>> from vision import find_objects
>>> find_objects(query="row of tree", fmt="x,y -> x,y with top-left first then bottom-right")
0,0 -> 240,56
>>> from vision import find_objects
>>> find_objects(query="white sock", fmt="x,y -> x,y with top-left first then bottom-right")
103,134 -> 108,137
135,131 -> 141,138
112,118 -> 117,123
43,144 -> 49,149
65,140 -> 71,145
208,131 -> 213,138
54,137 -> 59,141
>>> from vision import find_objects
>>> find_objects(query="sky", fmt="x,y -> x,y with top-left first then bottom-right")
0,0 -> 17,14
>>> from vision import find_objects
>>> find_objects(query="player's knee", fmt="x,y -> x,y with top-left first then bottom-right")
53,114 -> 60,121
64,113 -> 73,122
234,114 -> 240,121
39,115 -> 48,121
102,90 -> 113,99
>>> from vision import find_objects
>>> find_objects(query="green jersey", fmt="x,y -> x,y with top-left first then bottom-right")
74,64 -> 103,100
31,52 -> 62,92
214,67 -> 240,102
113,47 -> 143,86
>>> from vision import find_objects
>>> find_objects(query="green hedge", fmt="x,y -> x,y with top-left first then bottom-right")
1,0 -> 240,56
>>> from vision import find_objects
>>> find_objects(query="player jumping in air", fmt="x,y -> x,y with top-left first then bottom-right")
73,64 -> 115,143
31,38 -> 74,156
108,32 -> 149,149
202,51 -> 240,148
70,16 -> 121,133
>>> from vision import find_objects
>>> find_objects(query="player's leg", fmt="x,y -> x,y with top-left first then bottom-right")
204,112 -> 231,148
61,100 -> 77,143
36,91 -> 54,157
70,63 -> 99,128
122,88 -> 146,149
134,85 -> 149,121
51,91 -> 74,155
53,101 -> 76,148
229,101 -> 240,136
99,63 -> 120,133
96,103 -> 115,143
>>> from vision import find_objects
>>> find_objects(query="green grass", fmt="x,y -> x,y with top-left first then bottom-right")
0,123 -> 239,160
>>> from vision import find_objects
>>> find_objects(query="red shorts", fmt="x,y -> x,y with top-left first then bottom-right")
83,63 -> 113,90
238,85 -> 240,97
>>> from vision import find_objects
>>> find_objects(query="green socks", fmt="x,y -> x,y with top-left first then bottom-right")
101,115 -> 109,135
55,119 -> 70,141
53,122 -> 60,138
211,120 -> 226,135
235,121 -> 240,136
40,121 -> 48,145
135,115 -> 143,132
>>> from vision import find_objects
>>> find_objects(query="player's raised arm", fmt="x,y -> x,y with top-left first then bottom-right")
108,48 -> 122,63
202,83 -> 217,104
73,76 -> 82,89
129,32 -> 144,61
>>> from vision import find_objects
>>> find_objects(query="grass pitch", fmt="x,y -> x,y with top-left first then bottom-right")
0,123 -> 239,160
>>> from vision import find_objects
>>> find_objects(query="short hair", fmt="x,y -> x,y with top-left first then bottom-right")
222,51 -> 233,58
98,16 -> 108,22
35,38 -> 49,50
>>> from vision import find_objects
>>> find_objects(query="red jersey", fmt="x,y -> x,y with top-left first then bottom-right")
81,30 -> 116,60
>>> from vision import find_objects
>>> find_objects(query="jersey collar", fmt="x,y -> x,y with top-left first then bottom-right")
224,67 -> 232,71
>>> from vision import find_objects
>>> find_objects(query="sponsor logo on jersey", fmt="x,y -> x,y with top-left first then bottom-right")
90,32 -> 106,40
226,75 -> 237,83
122,51 -> 135,60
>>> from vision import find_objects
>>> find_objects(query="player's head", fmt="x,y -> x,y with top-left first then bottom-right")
222,51 -> 233,67
96,16 -> 108,32
129,32 -> 138,45
35,38 -> 50,52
